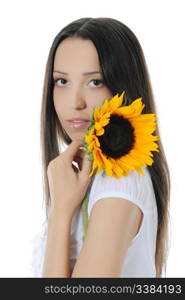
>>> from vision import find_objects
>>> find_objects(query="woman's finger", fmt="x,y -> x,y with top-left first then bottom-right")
80,153 -> 92,179
73,156 -> 82,171
72,161 -> 79,172
64,139 -> 84,161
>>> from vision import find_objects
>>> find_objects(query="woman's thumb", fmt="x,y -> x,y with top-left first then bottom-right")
80,152 -> 93,179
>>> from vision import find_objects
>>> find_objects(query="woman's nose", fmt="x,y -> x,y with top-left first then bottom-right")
71,94 -> 87,109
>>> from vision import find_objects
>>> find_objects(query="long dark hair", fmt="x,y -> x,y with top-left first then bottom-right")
40,17 -> 171,277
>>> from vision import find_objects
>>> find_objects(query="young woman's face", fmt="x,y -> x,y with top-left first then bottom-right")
53,37 -> 113,141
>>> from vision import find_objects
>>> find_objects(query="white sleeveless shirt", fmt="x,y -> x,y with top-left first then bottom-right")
30,166 -> 158,277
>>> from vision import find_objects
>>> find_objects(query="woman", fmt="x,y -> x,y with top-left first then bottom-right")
30,17 -> 170,278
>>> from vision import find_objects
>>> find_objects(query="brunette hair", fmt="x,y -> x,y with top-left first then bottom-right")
40,17 -> 171,277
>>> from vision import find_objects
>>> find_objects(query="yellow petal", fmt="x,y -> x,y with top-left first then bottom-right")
109,92 -> 125,112
96,128 -> 105,136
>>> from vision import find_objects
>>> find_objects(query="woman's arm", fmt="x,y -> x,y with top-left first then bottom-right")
41,196 -> 142,278
42,140 -> 92,277
41,212 -> 73,277
71,197 -> 143,277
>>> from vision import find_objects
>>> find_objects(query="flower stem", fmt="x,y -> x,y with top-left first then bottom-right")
82,193 -> 90,242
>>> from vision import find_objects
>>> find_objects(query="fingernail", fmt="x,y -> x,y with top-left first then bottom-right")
85,155 -> 91,161
80,146 -> 86,151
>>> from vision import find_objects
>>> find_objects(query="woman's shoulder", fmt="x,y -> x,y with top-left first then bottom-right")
88,166 -> 156,215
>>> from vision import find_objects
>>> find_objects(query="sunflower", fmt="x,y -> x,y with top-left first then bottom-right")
82,91 -> 160,179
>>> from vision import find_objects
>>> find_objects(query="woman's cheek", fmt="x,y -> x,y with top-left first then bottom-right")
89,91 -> 113,109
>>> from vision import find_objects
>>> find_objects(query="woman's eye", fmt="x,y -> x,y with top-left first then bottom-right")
89,79 -> 104,87
53,78 -> 104,87
53,78 -> 67,86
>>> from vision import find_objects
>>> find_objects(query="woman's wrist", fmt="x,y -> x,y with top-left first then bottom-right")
42,208 -> 72,277
48,209 -> 73,227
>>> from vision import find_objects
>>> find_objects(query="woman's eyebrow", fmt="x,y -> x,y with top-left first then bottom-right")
53,70 -> 102,75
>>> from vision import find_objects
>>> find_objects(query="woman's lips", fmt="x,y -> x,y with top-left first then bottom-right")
67,120 -> 90,129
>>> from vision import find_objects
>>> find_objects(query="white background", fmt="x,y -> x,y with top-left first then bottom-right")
0,0 -> 184,277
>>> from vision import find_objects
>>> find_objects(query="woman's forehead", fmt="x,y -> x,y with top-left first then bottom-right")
53,38 -> 101,71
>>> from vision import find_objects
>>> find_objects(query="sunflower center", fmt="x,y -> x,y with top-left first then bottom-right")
97,114 -> 135,158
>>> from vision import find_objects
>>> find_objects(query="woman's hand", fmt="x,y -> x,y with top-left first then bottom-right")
47,139 -> 93,219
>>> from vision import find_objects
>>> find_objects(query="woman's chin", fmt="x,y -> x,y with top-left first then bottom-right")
70,131 -> 87,141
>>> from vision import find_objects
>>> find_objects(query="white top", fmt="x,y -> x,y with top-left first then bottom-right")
30,166 -> 158,277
